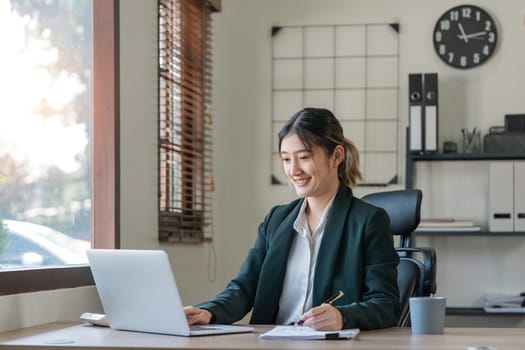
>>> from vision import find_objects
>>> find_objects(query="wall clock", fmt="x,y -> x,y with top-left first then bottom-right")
433,5 -> 498,69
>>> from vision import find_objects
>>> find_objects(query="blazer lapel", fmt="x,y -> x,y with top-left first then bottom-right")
251,199 -> 302,323
312,185 -> 353,304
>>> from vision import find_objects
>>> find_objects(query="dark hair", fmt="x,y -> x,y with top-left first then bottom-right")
278,107 -> 362,187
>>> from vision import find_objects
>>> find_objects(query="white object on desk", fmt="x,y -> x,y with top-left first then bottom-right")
259,325 -> 360,340
80,313 -> 109,327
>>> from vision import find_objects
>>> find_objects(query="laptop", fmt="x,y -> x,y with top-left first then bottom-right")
86,249 -> 254,336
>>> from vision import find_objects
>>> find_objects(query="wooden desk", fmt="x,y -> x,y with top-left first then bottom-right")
1,322 -> 524,350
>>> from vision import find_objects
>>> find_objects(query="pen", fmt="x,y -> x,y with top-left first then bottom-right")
324,290 -> 344,305
294,290 -> 345,326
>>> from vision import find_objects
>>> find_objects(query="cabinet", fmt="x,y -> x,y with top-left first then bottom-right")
489,162 -> 525,231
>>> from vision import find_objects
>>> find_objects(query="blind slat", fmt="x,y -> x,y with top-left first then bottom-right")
158,0 -> 215,243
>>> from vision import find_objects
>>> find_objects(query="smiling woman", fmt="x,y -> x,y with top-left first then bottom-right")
184,108 -> 400,331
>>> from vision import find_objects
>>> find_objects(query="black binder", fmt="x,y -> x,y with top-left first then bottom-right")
408,74 -> 423,153
423,73 -> 438,152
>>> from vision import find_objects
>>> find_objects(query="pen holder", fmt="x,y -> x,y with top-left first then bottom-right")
463,130 -> 481,154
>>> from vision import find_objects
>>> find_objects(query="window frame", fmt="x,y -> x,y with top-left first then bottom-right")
0,0 -> 119,296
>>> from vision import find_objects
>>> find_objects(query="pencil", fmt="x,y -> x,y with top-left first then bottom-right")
294,290 -> 345,326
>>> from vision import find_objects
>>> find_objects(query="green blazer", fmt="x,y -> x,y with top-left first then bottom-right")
197,184 -> 400,330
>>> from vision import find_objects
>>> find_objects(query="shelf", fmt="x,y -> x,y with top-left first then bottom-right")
416,230 -> 525,236
447,307 -> 525,316
408,152 -> 525,161
405,150 -> 525,188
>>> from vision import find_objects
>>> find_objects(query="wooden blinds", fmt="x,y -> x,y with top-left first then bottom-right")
158,0 -> 217,242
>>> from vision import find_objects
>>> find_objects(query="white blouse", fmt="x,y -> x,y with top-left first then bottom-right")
275,194 -> 336,325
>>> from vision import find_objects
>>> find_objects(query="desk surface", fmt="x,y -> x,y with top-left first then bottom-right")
1,322 -> 524,350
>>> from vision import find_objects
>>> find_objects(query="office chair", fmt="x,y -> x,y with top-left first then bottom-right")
361,189 -> 422,248
362,189 -> 437,326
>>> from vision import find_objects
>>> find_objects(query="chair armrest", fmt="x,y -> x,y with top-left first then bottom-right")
396,246 -> 437,296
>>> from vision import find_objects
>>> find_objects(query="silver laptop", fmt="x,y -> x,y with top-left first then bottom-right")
86,249 -> 254,336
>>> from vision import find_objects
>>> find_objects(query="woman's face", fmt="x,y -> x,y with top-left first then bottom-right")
280,134 -> 342,199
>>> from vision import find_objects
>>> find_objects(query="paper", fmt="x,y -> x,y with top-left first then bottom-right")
419,218 -> 475,227
484,293 -> 525,313
417,218 -> 480,232
485,293 -> 525,306
416,226 -> 481,232
259,326 -> 360,340
483,306 -> 525,314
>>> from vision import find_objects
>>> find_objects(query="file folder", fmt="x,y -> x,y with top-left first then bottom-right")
408,74 -> 423,153
489,162 -> 514,232
423,73 -> 438,152
514,162 -> 525,231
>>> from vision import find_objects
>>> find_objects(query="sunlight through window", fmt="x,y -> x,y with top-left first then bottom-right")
0,0 -> 92,269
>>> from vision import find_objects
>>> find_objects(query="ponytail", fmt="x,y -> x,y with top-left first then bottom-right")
340,137 -> 362,188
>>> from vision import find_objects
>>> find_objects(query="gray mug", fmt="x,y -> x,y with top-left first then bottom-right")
409,296 -> 446,334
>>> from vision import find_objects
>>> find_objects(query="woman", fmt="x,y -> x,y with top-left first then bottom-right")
185,108 -> 400,330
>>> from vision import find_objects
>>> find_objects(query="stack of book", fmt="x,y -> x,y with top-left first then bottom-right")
484,293 -> 525,313
416,218 -> 481,232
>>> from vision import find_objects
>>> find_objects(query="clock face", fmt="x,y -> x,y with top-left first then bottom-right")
433,5 -> 498,69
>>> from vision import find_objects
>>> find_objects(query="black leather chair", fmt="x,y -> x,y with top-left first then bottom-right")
362,189 -> 437,326
361,189 -> 422,248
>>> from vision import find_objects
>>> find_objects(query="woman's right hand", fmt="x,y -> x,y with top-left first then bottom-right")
184,306 -> 213,325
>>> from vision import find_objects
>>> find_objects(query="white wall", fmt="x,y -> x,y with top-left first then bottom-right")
1,0 -> 525,333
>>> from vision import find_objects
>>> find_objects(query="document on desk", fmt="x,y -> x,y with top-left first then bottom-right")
259,326 -> 360,340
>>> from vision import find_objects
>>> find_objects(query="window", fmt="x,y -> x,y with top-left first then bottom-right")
0,0 -> 117,295
0,0 -> 92,269
158,0 -> 220,243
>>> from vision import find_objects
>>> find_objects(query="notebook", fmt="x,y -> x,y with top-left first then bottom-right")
86,249 -> 254,336
259,326 -> 360,340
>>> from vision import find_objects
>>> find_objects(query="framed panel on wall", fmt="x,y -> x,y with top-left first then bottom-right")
271,23 -> 400,186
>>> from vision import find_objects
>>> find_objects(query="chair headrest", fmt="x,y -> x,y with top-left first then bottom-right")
362,189 -> 422,236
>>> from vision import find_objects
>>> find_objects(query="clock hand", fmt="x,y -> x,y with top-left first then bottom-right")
464,31 -> 487,39
457,23 -> 468,42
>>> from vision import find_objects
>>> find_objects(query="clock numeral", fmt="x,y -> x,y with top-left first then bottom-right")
435,31 -> 442,42
485,20 -> 492,31
439,44 -> 446,55
450,10 -> 459,21
488,32 -> 496,43
483,45 -> 490,56
460,56 -> 467,67
448,52 -> 454,63
462,7 -> 472,18
475,11 -> 481,21
473,53 -> 480,64
440,19 -> 450,30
